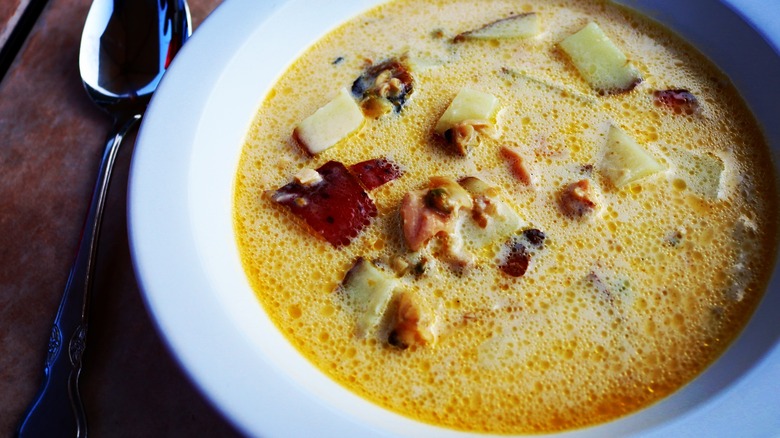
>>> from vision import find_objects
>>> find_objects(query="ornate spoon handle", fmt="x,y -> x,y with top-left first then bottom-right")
16,115 -> 141,438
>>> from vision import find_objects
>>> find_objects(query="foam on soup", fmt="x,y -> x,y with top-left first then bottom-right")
233,0 -> 779,433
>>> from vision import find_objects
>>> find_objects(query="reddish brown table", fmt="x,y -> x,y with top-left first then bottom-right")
0,0 -> 242,435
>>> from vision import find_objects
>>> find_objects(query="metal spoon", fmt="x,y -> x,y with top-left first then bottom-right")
17,1 -> 191,436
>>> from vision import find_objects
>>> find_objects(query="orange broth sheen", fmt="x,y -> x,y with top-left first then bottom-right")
233,0 -> 778,433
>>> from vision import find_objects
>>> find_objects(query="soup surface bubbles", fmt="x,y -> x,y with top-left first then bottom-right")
233,0 -> 778,433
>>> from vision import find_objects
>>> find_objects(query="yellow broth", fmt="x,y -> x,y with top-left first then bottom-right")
233,0 -> 778,433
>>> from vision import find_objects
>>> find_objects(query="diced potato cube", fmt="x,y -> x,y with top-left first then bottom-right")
726,216 -> 758,301
454,13 -> 540,42
468,202 -> 522,249
340,258 -> 398,337
599,125 -> 664,188
559,22 -> 642,94
667,147 -> 725,199
458,177 -> 522,250
293,88 -> 365,155
434,88 -> 498,134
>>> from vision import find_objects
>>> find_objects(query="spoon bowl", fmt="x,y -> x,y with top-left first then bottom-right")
79,0 -> 189,115
16,1 -> 190,437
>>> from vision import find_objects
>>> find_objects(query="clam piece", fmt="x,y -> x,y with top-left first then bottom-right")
500,146 -> 532,185
400,177 -> 473,252
387,292 -> 435,349
352,58 -> 415,117
558,179 -> 598,218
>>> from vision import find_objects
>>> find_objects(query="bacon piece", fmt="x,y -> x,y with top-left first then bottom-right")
500,146 -> 532,185
498,229 -> 546,277
522,228 -> 546,247
558,179 -> 598,218
270,161 -> 377,247
499,239 -> 530,277
653,89 -> 700,115
349,158 -> 403,190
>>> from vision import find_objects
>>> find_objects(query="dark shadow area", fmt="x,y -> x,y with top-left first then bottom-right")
0,0 -> 50,82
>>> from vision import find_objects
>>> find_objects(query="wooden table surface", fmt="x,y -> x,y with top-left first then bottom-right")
0,0 -> 243,436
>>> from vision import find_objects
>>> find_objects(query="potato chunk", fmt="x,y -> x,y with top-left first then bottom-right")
599,125 -> 664,188
293,88 -> 365,155
453,13 -> 540,42
435,88 -> 499,155
559,22 -> 642,94
667,147 -> 724,199
340,258 -> 399,338
459,176 -> 522,249
435,88 -> 498,134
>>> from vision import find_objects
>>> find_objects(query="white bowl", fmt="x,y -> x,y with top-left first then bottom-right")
128,0 -> 780,436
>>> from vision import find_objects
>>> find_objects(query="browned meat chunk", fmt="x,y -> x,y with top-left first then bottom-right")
349,158 -> 403,190
558,179 -> 598,218
498,229 -> 546,278
499,240 -> 530,277
500,146 -> 532,185
653,89 -> 700,115
269,161 -> 377,247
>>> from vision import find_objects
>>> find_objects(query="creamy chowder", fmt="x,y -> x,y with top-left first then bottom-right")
233,0 -> 778,433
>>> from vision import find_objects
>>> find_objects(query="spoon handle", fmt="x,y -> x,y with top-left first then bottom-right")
17,114 -> 142,438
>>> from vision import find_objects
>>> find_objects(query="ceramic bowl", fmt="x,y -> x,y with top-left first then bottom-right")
129,1 -> 780,436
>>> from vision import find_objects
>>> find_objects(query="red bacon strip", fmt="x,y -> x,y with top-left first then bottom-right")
270,161 -> 378,247
653,89 -> 700,115
349,158 -> 403,190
